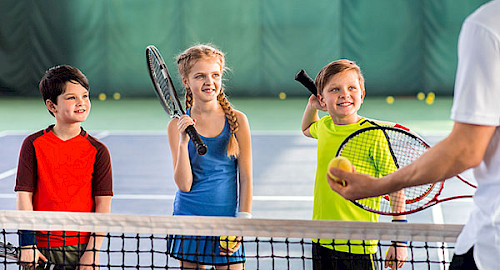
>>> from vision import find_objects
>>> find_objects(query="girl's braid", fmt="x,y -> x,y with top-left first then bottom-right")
218,91 -> 239,158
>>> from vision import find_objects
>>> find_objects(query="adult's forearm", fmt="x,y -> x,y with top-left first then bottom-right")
385,122 -> 495,191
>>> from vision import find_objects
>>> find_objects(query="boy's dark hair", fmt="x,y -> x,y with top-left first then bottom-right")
315,59 -> 365,95
39,65 -> 89,116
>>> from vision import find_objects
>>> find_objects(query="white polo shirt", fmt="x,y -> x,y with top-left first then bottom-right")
450,1 -> 500,269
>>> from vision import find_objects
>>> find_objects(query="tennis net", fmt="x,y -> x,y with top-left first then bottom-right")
0,210 -> 462,269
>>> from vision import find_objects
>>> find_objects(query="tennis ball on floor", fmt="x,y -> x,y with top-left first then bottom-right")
220,236 -> 238,250
417,92 -> 425,101
279,92 -> 287,100
386,96 -> 395,104
113,92 -> 121,100
98,93 -> 107,101
327,156 -> 352,186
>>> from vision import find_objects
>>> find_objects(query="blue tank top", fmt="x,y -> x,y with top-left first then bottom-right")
173,109 -> 238,217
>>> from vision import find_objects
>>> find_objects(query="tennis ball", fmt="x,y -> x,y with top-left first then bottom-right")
113,92 -> 121,100
416,92 -> 425,101
386,96 -> 395,104
220,236 -> 238,250
425,92 -> 435,105
327,156 -> 352,186
279,92 -> 287,100
98,93 -> 106,101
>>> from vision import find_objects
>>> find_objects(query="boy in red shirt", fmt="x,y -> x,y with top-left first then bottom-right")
15,65 -> 113,269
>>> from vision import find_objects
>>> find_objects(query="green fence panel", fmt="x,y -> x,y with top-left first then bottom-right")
0,0 -> 490,97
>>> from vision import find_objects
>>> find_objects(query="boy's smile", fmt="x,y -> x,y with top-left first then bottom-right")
50,81 -> 91,124
318,69 -> 365,125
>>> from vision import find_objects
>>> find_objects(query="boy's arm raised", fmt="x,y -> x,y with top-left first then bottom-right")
301,95 -> 322,137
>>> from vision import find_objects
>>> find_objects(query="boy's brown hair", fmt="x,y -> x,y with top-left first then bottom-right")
315,59 -> 365,95
39,65 -> 89,116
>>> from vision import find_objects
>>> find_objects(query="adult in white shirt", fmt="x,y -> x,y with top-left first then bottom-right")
328,1 -> 500,269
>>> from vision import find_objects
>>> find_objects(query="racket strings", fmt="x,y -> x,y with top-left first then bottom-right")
148,53 -> 178,117
338,127 -> 441,215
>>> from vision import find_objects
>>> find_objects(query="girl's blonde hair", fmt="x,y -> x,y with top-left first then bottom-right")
177,44 -> 239,158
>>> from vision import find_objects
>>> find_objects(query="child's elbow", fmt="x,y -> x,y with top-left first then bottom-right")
174,177 -> 192,192
177,184 -> 192,193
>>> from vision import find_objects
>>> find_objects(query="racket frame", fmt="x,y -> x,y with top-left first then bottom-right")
0,240 -> 17,260
146,45 -> 207,155
336,125 -> 475,216
1,240 -> 61,269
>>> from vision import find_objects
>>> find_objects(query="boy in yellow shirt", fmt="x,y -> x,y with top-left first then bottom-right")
301,59 -> 407,270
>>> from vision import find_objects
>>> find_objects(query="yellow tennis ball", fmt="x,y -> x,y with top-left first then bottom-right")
113,92 -> 121,100
427,92 -> 435,99
98,93 -> 106,101
220,236 -> 238,250
327,156 -> 352,186
425,94 -> 435,105
386,96 -> 395,104
416,92 -> 425,101
279,92 -> 287,100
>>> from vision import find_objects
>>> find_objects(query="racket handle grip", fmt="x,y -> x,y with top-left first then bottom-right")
294,69 -> 317,96
186,125 -> 208,155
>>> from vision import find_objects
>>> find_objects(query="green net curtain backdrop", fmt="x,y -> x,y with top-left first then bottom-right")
0,0 -> 489,97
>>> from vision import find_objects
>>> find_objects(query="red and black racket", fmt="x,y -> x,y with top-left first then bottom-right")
146,45 -> 207,155
336,125 -> 476,215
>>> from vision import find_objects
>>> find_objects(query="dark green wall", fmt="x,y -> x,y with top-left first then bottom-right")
0,0 -> 489,97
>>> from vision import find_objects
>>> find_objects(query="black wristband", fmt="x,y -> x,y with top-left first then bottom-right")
19,230 -> 37,246
391,219 -> 408,223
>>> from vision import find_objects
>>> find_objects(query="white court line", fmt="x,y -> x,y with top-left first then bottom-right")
0,129 -> 450,137
0,193 -> 314,202
0,131 -> 30,137
0,194 -> 314,201
114,194 -> 175,200
0,168 -> 16,180
113,194 -> 314,201
93,131 -> 111,140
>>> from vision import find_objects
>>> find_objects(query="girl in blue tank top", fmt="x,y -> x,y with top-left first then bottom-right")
166,44 -> 253,269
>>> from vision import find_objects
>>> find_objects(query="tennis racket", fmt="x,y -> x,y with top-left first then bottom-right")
294,69 -> 317,96
146,45 -> 208,155
335,125 -> 476,215
0,240 -> 61,270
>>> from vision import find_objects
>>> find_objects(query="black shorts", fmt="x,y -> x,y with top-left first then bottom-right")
449,247 -> 478,270
312,242 -> 379,270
